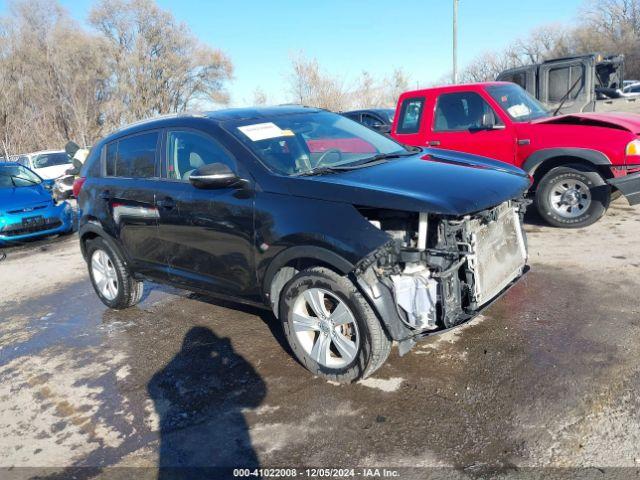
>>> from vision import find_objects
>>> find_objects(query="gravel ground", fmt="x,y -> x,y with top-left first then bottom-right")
0,200 -> 639,479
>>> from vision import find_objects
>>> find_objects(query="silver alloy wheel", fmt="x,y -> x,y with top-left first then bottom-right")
291,288 -> 360,369
549,179 -> 592,218
91,249 -> 119,301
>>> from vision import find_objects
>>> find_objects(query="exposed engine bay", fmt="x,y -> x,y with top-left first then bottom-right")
355,199 -> 528,344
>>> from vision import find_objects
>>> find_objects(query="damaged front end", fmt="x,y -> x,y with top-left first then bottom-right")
354,199 -> 529,354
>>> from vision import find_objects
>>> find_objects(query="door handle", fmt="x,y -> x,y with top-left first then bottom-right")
428,140 -> 441,146
99,190 -> 112,200
157,197 -> 176,210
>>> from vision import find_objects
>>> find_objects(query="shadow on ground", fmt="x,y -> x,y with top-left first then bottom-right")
148,326 -> 266,479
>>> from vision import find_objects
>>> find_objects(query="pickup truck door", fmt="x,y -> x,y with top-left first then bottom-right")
425,91 -> 516,165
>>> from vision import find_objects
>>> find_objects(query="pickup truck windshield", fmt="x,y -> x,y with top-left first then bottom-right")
486,84 -> 550,122
228,111 -> 408,176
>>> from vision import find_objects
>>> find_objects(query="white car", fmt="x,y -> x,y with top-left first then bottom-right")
15,150 -> 72,180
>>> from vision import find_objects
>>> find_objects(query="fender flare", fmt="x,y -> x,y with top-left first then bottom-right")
522,148 -> 611,174
262,245 -> 354,300
78,222 -> 130,268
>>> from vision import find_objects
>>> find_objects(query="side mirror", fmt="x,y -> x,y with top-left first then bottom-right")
42,179 -> 55,191
189,162 -> 242,189
479,112 -> 505,130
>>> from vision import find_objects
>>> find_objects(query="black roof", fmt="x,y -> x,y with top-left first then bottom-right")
205,105 -> 322,121
102,105 -> 324,144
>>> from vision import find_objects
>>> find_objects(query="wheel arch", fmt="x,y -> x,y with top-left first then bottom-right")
79,222 -> 130,270
524,148 -> 613,190
263,246 -> 355,317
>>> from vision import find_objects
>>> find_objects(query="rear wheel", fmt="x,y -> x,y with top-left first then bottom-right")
535,165 -> 610,228
86,237 -> 143,309
280,267 -> 391,383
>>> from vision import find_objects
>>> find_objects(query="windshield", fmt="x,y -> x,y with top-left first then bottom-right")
0,164 -> 42,188
486,84 -> 550,122
31,152 -> 71,169
227,111 -> 408,175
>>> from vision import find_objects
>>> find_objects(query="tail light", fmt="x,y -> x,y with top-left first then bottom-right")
72,177 -> 86,198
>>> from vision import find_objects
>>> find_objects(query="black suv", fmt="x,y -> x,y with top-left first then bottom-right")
77,107 -> 530,382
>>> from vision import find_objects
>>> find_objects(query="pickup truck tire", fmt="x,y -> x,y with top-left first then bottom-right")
280,267 -> 391,383
86,237 -> 144,309
535,164 -> 610,228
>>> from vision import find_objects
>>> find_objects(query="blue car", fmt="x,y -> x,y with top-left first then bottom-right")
0,162 -> 73,243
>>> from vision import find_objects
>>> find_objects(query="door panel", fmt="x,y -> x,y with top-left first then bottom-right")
427,92 -> 515,165
99,132 -> 164,276
155,129 -> 256,299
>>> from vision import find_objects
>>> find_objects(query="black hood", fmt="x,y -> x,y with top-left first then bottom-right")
282,148 -> 530,216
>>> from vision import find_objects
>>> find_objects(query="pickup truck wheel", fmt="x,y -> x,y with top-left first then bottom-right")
535,165 -> 610,228
86,237 -> 143,309
280,267 -> 391,383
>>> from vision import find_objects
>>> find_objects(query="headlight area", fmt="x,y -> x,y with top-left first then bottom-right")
353,199 -> 529,354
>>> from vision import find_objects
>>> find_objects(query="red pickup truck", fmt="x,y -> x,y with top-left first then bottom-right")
390,81 -> 640,228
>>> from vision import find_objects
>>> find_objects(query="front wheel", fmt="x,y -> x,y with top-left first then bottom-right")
280,267 -> 391,383
535,165 -> 610,228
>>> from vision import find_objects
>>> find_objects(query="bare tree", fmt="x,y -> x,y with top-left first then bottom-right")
89,0 -> 233,125
252,87 -> 268,105
287,53 -> 350,110
0,0 -> 108,153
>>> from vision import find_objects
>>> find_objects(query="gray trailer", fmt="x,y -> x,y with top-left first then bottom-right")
497,53 -> 640,115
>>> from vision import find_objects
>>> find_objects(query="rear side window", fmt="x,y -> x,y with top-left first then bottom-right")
105,142 -> 117,177
397,97 -> 424,134
105,132 -> 159,178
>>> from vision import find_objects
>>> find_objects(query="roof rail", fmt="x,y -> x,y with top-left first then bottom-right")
113,111 -> 207,133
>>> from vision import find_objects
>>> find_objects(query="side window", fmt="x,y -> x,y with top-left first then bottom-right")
105,142 -> 117,177
115,132 -> 159,178
167,130 -> 236,181
434,92 -> 502,132
344,113 -> 361,122
505,72 -> 527,90
397,97 -> 424,134
17,156 -> 29,167
361,114 -> 383,127
548,65 -> 584,102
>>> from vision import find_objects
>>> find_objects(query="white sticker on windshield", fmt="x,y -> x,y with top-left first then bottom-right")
507,104 -> 531,118
238,122 -> 287,141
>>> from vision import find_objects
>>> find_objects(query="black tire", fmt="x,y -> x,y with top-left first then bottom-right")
279,267 -> 391,383
535,164 -> 610,228
85,237 -> 143,309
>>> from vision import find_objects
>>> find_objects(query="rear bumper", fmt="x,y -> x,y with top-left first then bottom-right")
608,171 -> 640,206
0,203 -> 73,243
